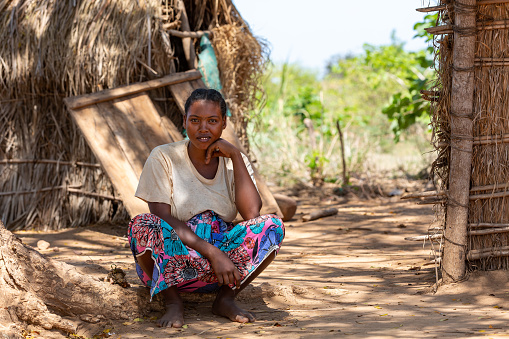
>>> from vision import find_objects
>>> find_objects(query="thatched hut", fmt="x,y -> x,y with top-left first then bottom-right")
413,0 -> 509,282
0,0 -> 267,230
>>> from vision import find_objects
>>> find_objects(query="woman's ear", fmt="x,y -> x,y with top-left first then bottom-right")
222,116 -> 227,130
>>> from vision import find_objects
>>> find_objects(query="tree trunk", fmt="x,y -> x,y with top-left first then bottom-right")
442,0 -> 476,283
0,220 -> 162,336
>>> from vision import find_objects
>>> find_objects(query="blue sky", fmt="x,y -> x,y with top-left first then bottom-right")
233,0 -> 432,73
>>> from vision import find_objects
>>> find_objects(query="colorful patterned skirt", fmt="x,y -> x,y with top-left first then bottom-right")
128,211 -> 285,299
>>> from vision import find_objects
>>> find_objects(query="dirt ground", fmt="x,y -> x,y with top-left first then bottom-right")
11,182 -> 509,338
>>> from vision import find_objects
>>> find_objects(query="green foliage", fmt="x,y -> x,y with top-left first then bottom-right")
248,15 -> 436,185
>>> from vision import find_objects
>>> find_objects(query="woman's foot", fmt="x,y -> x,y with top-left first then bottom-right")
212,286 -> 255,323
158,287 -> 185,328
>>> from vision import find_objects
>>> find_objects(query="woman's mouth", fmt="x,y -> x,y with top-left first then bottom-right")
197,136 -> 210,142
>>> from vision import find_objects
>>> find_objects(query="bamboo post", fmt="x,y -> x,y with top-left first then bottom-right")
442,0 -> 477,283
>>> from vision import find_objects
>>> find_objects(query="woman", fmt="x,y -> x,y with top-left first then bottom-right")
128,88 -> 285,328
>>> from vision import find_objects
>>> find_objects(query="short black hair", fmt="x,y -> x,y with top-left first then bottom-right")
184,88 -> 227,117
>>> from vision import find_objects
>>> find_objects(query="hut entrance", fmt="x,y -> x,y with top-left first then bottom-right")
64,72 -> 281,219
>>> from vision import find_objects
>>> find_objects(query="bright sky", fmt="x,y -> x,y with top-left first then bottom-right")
233,0 -> 432,73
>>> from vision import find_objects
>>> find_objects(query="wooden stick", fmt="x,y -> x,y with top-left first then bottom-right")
443,0 -> 476,283
64,70 -> 202,110
401,191 -> 445,199
470,190 -> 509,200
469,226 -> 509,235
478,0 -> 509,5
302,208 -> 338,222
427,20 -> 509,35
405,234 -> 443,241
474,137 -> 509,145
417,199 -> 445,205
415,0 -> 507,11
467,246 -> 509,260
416,5 -> 446,12
469,223 -> 509,228
404,182 -> 509,200
470,182 -> 509,192
167,29 -> 211,39
67,188 -> 120,201
0,159 -> 101,168
335,120 -> 348,185
0,185 -> 81,197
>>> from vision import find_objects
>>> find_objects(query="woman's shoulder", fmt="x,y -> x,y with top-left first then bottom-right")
150,140 -> 188,158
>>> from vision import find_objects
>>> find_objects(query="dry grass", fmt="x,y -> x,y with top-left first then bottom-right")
0,0 -> 265,230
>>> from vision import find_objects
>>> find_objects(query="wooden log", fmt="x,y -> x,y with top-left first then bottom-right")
64,70 -> 201,110
167,29 -> 211,39
177,0 -> 197,69
0,159 -> 101,168
302,208 -> 338,222
273,194 -> 297,222
443,0 -> 476,284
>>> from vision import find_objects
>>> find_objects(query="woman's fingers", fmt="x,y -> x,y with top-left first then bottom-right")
233,268 -> 242,289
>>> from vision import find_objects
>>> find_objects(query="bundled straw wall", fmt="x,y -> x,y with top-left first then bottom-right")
0,0 -> 266,230
430,0 -> 509,271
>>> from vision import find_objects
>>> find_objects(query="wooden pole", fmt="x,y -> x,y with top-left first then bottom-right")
335,120 -> 348,186
442,0 -> 476,283
177,0 -> 198,69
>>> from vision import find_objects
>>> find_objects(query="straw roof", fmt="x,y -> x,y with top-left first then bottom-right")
0,0 -> 267,230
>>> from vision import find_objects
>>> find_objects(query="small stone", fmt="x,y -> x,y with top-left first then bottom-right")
37,240 -> 50,250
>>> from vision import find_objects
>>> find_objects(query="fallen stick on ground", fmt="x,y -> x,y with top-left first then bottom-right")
302,208 -> 338,222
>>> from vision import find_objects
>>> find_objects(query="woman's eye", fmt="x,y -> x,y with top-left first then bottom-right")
209,119 -> 217,123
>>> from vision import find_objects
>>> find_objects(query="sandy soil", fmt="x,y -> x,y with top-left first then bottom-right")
12,185 -> 509,338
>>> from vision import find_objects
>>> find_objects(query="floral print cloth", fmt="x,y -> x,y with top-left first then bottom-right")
128,211 -> 285,299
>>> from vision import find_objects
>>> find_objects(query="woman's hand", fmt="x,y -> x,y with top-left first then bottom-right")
209,248 -> 242,289
205,138 -> 239,164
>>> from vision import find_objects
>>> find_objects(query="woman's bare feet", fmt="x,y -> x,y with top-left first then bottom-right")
212,286 -> 255,323
158,286 -> 185,328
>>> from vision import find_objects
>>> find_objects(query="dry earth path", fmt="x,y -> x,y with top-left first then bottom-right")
14,194 -> 509,338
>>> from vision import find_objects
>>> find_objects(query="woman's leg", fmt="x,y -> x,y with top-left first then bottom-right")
129,214 -> 187,328
136,251 -> 184,328
211,213 -> 284,323
211,251 -> 276,322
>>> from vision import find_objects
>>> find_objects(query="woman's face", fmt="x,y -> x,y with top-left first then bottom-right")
184,100 -> 226,151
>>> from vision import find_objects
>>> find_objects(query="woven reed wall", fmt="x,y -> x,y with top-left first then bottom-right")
431,0 -> 509,270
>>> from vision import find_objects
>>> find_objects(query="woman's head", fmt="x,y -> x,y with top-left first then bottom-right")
184,88 -> 227,117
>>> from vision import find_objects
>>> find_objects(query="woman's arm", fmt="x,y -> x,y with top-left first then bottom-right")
148,202 -> 241,288
206,140 -> 262,220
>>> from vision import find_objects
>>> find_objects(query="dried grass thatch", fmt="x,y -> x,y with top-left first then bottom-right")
430,0 -> 509,271
0,0 -> 267,230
